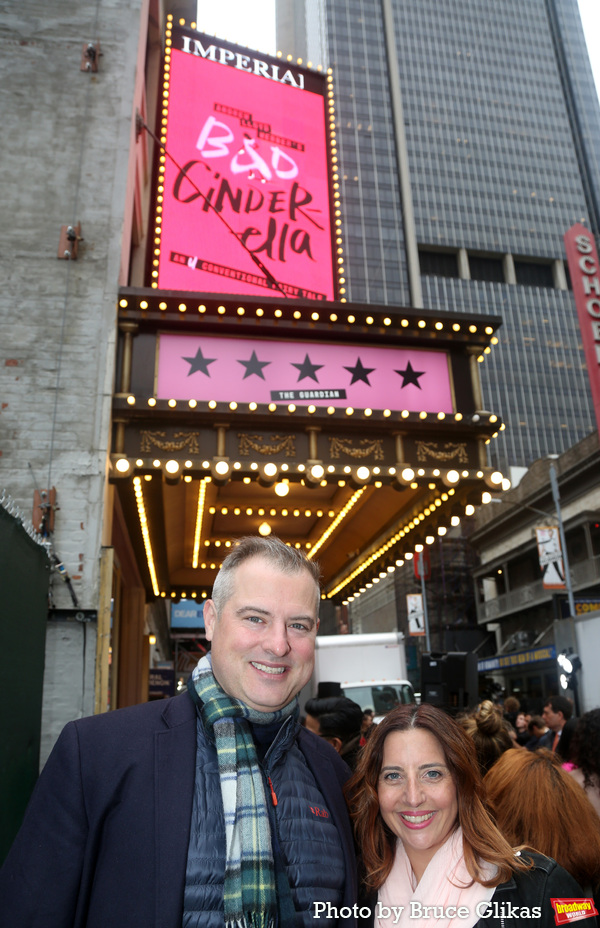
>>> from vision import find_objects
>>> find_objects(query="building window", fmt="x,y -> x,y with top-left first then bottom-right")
419,249 -> 459,278
469,254 -> 505,283
514,260 -> 554,288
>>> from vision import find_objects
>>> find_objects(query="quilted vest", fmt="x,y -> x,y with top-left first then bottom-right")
183,715 -> 346,927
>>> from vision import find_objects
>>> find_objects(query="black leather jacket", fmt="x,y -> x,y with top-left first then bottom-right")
359,853 -> 597,928
475,853 -> 597,928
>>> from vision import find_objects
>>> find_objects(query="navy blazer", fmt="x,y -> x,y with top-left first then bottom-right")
536,730 -> 555,751
0,693 -> 358,928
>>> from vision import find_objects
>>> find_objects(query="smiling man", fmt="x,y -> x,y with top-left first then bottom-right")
203,544 -> 320,713
0,536 -> 357,928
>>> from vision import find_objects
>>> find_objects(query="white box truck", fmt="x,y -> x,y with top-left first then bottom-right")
302,631 -> 415,716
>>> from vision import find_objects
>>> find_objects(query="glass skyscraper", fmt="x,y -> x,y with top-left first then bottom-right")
276,0 -> 600,473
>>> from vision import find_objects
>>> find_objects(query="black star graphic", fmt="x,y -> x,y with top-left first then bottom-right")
344,356 -> 375,386
183,346 -> 217,377
291,354 -> 324,383
395,360 -> 425,389
238,350 -> 271,380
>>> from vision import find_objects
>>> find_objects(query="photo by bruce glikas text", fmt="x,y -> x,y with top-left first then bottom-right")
312,901 -> 543,921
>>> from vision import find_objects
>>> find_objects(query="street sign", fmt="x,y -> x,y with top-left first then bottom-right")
414,549 -> 431,581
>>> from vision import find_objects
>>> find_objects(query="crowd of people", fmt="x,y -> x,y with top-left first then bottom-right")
454,695 -> 600,913
1,534 -> 599,926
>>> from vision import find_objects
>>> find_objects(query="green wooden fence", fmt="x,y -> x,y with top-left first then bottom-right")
0,499 -> 50,864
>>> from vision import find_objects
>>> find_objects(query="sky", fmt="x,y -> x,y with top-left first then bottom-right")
196,0 -> 276,55
195,0 -> 600,103
577,0 -> 600,100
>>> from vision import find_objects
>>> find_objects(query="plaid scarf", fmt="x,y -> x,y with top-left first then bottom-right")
189,654 -> 298,928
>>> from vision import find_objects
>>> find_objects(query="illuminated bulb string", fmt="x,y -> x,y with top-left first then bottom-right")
133,478 -> 160,596
328,490 -> 457,597
192,478 -> 208,569
308,487 -> 366,559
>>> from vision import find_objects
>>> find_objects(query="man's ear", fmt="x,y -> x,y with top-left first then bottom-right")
328,736 -> 343,755
204,599 -> 217,641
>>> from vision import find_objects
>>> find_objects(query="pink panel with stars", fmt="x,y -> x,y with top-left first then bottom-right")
156,333 -> 454,413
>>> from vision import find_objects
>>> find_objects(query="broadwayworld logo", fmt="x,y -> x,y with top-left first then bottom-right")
551,898 -> 599,925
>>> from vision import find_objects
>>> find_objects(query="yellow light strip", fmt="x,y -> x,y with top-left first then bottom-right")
151,15 -> 173,289
326,69 -> 346,301
133,476 -> 160,596
208,504 -> 322,518
307,487 -> 366,559
328,540 -> 394,597
328,490 -> 457,597
192,477 -> 208,569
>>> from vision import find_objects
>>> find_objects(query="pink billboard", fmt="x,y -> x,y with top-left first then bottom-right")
157,333 -> 454,413
154,29 -> 335,300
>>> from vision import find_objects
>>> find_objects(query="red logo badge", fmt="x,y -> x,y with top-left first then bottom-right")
551,899 -> 599,925
309,805 -> 329,818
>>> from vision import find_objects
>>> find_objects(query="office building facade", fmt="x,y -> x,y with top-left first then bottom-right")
276,0 -> 600,473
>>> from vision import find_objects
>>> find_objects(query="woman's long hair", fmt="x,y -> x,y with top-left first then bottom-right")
484,747 -> 600,891
555,717 -> 578,763
572,709 -> 600,789
345,704 -> 527,892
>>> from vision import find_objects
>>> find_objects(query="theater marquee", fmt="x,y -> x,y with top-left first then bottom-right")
112,288 -> 507,600
152,23 -> 338,300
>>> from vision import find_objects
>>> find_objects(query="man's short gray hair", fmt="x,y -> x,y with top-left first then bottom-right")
211,536 -> 321,613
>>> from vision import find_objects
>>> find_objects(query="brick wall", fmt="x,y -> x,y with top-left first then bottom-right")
0,1 -> 144,761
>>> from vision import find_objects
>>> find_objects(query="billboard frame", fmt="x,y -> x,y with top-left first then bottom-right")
147,19 -> 341,302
